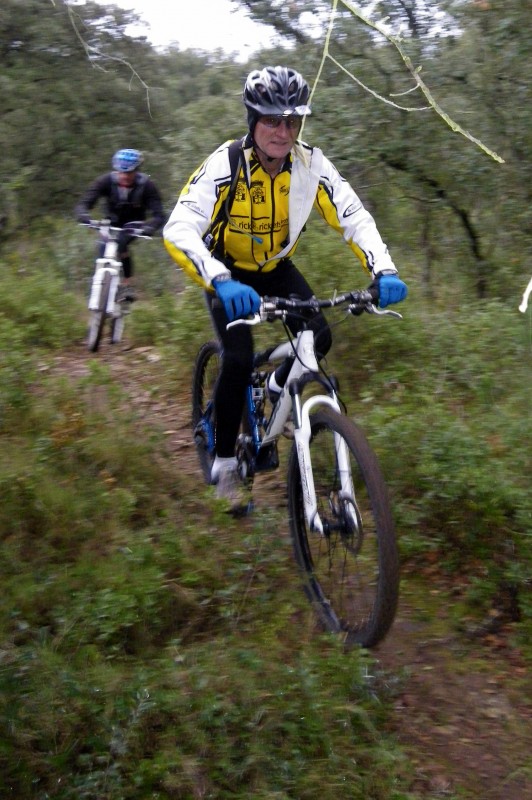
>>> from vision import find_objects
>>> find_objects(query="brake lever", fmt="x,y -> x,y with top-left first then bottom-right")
226,313 -> 263,329
366,305 -> 403,319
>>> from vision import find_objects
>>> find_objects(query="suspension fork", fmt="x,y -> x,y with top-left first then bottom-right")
292,391 -> 351,535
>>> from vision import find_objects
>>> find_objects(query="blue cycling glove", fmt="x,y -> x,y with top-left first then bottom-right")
213,277 -> 260,322
374,272 -> 408,308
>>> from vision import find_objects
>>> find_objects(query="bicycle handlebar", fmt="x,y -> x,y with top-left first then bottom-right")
227,289 -> 402,329
79,220 -> 152,239
262,288 -> 377,313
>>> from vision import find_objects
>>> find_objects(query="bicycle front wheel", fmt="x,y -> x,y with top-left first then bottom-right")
191,341 -> 221,483
287,407 -> 399,648
87,272 -> 111,353
110,313 -> 125,344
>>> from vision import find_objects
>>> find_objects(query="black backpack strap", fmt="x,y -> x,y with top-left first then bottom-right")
225,138 -> 244,213
204,138 -> 244,254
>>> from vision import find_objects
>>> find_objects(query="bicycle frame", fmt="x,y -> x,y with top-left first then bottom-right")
237,327 -> 356,535
88,226 -> 122,316
227,293 -> 401,535
266,331 -> 354,534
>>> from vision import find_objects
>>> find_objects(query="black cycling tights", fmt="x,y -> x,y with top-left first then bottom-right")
98,236 -> 134,278
206,260 -> 332,458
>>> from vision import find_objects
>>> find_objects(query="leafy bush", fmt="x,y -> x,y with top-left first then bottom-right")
344,299 -> 531,643
0,228 -> 529,798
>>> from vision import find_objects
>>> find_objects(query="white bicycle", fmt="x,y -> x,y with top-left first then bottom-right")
83,220 -> 151,352
192,289 -> 402,647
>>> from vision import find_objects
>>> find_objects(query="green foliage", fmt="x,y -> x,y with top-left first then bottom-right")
334,297 -> 531,633
0,235 -> 420,800
0,316 -> 36,426
1,2 -> 531,795
0,242 -> 86,431
0,1 -> 253,235
0,263 -> 85,349
2,0 -> 531,306
1,224 -> 530,797
0,626 -> 409,798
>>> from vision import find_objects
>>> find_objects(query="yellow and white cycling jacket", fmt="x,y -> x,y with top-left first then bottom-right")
163,137 -> 397,290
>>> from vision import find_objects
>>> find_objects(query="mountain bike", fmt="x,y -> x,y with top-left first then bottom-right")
82,220 -> 151,352
192,289 -> 402,648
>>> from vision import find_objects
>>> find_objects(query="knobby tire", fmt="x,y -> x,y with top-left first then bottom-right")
287,407 -> 399,648
110,313 -> 125,345
87,272 -> 111,353
191,341 -> 221,483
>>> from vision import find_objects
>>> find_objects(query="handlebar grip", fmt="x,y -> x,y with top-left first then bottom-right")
80,219 -> 108,228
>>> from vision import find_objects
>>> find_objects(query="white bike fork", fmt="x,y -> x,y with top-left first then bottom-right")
293,393 -> 356,535
88,241 -> 121,313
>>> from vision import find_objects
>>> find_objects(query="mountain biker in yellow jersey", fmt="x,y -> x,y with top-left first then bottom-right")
163,66 -> 407,504
76,149 -> 165,301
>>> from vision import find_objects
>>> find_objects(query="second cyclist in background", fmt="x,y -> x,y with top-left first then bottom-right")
163,66 -> 408,505
75,148 -> 166,301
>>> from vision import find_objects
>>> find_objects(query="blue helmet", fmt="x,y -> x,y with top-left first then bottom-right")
111,148 -> 143,172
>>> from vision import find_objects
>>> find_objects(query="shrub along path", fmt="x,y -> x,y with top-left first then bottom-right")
47,340 -> 531,800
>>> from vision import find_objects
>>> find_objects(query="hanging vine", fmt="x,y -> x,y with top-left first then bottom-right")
307,0 -> 504,163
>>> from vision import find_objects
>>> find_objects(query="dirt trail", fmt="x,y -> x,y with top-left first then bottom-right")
374,600 -> 530,798
47,342 -> 532,800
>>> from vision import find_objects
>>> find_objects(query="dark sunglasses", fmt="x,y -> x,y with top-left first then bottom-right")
259,115 -> 302,130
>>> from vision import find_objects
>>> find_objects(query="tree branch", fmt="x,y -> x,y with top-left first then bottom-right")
51,0 -> 152,115
335,0 -> 504,163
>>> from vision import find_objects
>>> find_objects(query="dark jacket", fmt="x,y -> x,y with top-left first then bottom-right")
75,172 -> 166,232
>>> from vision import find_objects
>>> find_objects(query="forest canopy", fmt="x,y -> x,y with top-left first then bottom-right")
1,0 -> 531,300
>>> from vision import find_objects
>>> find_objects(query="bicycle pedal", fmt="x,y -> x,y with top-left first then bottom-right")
254,443 -> 279,472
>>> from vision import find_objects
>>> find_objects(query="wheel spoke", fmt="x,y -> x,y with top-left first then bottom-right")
288,408 -> 399,648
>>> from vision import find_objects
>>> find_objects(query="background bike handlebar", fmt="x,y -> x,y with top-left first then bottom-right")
80,220 -> 151,238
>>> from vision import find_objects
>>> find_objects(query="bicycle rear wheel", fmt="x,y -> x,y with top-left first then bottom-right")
191,341 -> 221,483
287,407 -> 399,648
87,272 -> 111,353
